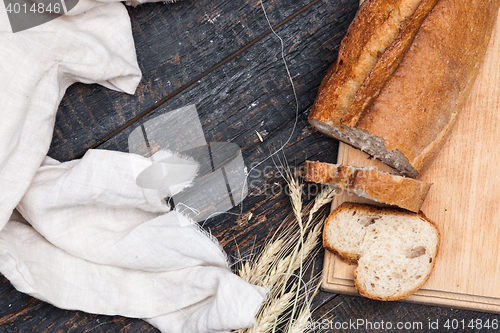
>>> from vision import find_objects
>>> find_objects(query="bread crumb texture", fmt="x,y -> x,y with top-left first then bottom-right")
323,202 -> 439,301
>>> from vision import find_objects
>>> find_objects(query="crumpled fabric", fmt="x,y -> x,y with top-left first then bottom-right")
0,0 -> 265,332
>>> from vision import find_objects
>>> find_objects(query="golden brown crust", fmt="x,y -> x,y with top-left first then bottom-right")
328,201 -> 434,220
305,161 -> 431,212
309,0 -> 500,176
310,0 -> 426,124
357,0 -> 500,172
353,271 -> 428,301
324,246 -> 360,265
341,0 -> 439,126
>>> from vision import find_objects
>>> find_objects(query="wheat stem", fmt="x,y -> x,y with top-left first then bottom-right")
236,155 -> 336,333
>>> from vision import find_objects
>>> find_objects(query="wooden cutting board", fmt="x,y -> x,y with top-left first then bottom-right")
321,8 -> 500,312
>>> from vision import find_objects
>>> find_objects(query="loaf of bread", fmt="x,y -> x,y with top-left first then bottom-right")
323,202 -> 440,301
304,161 -> 430,212
309,0 -> 500,177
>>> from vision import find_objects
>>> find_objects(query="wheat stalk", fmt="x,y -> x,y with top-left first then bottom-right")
249,291 -> 295,333
306,186 -> 336,227
288,222 -> 324,274
240,238 -> 284,284
288,274 -> 323,333
283,175 -> 334,332
288,306 -> 311,333
236,156 -> 336,333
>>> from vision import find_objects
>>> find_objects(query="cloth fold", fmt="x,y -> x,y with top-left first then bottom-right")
0,219 -> 265,321
0,0 -> 141,229
0,0 -> 265,331
17,150 -> 227,272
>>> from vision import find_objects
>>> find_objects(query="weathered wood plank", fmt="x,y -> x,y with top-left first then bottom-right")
96,0 -> 355,155
93,0 -> 356,253
0,298 -> 158,332
0,275 -> 13,295
1,0 -> 354,330
48,0 -> 335,162
312,293 -> 500,333
0,275 -> 32,320
208,112 -> 340,253
8,0 -> 500,330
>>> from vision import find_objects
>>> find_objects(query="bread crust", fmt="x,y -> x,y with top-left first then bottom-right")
309,0 -> 500,176
341,0 -> 439,126
324,202 -> 440,301
311,0 -> 427,123
305,161 -> 431,212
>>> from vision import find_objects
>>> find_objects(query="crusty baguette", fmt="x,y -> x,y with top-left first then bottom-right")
323,202 -> 440,301
309,0 -> 500,177
304,161 -> 430,212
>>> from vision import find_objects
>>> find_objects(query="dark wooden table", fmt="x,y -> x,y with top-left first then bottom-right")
1,0 -> 499,332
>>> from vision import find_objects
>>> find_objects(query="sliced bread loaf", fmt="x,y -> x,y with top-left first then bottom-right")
304,161 -> 430,212
309,0 -> 500,177
323,202 -> 439,301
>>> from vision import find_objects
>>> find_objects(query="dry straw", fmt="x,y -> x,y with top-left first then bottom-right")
236,157 -> 336,333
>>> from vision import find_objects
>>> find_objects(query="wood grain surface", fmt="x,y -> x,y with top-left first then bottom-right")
2,0 -> 500,332
48,0 -> 349,162
323,4 -> 500,314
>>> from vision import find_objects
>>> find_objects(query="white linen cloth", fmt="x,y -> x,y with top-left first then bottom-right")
0,1 -> 265,332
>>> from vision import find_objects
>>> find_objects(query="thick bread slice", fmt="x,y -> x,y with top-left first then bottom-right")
309,0 -> 500,177
304,161 -> 430,212
323,202 -> 439,301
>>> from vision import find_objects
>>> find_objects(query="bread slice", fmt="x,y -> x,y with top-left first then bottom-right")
304,161 -> 430,212
323,202 -> 439,301
309,0 -> 500,177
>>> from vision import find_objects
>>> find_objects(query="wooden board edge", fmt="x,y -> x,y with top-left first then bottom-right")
322,252 -> 500,313
321,143 -> 500,313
